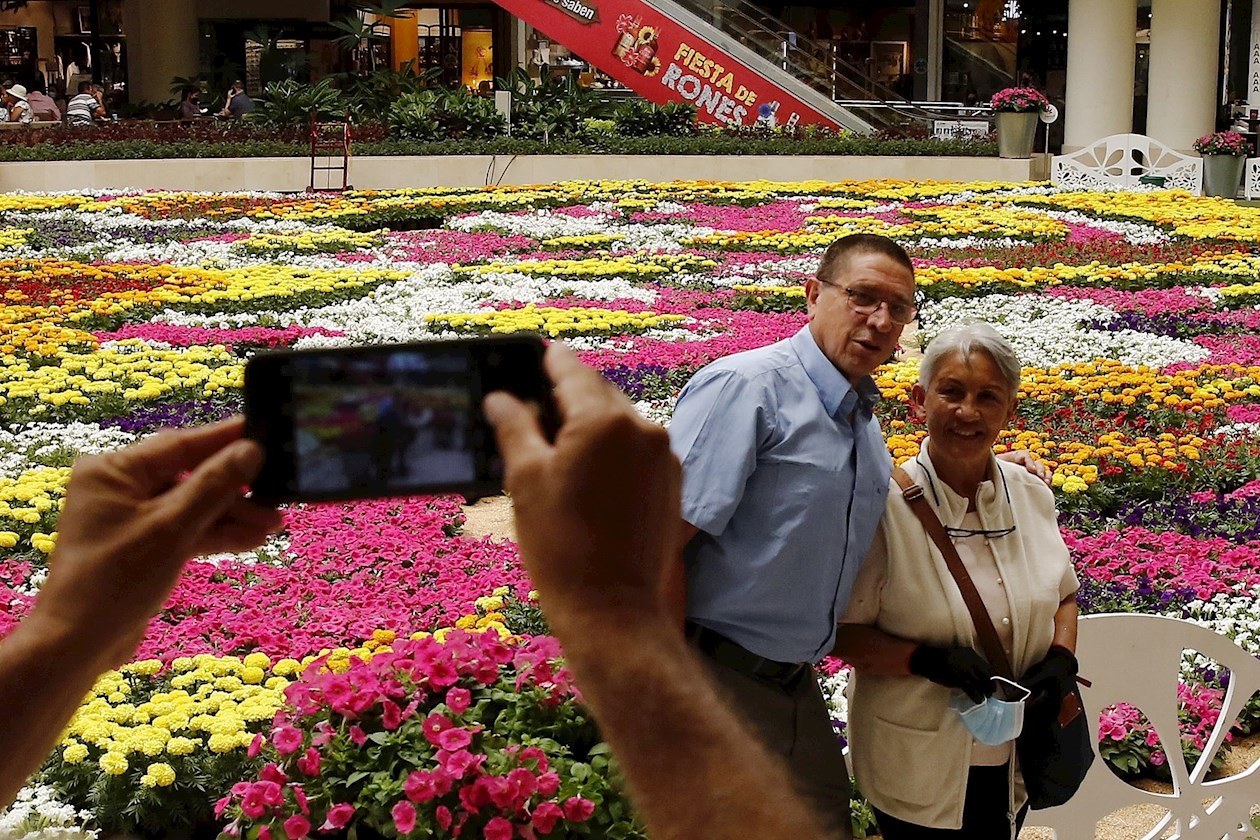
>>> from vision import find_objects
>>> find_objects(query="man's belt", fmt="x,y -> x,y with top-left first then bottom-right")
685,622 -> 810,687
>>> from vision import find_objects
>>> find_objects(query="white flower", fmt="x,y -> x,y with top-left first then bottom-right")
920,295 -> 1210,369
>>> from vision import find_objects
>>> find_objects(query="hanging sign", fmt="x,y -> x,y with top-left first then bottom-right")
492,0 -> 841,129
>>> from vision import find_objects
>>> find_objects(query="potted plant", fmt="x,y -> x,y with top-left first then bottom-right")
1194,130 -> 1252,198
990,87 -> 1050,159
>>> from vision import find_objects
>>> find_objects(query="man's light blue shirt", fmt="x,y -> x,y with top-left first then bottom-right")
669,326 -> 892,663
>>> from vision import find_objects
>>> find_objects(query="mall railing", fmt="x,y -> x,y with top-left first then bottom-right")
659,0 -> 986,134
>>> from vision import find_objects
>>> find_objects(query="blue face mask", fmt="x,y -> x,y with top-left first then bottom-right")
948,676 -> 1030,746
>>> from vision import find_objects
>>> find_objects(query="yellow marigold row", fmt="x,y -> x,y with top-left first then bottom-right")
0,227 -> 33,249
453,254 -> 717,278
425,305 -> 685,337
1008,191 -> 1260,241
0,342 -> 242,409
885,426 -> 1204,492
236,229 -> 385,253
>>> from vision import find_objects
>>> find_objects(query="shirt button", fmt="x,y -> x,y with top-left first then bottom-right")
996,578 -> 1003,586
1001,617 -> 1011,625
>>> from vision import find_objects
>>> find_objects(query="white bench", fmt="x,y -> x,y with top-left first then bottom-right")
1051,133 -> 1202,192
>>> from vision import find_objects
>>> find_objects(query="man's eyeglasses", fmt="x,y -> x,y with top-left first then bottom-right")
822,282 -> 919,325
945,524 -> 1017,539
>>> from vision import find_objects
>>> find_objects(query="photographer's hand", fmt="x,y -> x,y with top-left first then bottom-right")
0,417 -> 282,807
484,345 -> 836,840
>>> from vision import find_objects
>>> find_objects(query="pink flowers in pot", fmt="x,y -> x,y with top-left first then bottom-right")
1193,131 -> 1253,157
989,86 -> 1050,113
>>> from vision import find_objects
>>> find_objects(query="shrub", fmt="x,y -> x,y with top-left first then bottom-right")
388,89 -> 506,141
496,68 -> 608,141
253,78 -> 346,127
612,99 -> 697,137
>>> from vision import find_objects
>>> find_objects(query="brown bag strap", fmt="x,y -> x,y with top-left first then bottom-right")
891,467 -> 1015,681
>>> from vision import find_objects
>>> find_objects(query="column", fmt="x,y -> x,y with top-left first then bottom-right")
1064,0 -> 1137,149
1247,3 -> 1260,112
121,0 -> 198,106
389,11 -> 420,73
1146,0 -> 1221,150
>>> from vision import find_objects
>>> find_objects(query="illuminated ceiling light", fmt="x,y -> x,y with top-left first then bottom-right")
1003,1 -> 1022,19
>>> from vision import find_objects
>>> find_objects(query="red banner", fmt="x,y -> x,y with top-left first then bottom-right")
492,0 -> 840,129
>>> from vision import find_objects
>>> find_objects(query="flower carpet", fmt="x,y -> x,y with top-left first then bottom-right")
3,180 -> 1260,838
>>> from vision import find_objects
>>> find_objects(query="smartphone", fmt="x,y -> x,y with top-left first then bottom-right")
244,335 -> 553,503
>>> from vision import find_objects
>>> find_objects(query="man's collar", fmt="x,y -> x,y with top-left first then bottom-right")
789,326 -> 882,418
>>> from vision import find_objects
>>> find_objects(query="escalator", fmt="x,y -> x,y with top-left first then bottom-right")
491,0 -> 939,134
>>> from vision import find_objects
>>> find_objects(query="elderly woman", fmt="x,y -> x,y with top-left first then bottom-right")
834,323 -> 1079,839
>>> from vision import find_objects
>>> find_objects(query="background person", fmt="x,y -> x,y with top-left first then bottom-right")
835,323 -> 1080,839
3,84 -> 32,124
0,418 -> 283,806
178,86 -> 202,121
66,80 -> 105,126
23,77 -> 60,121
220,79 -> 254,118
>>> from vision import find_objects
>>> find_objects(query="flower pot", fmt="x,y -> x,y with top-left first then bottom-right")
995,111 -> 1038,159
1201,153 -> 1246,198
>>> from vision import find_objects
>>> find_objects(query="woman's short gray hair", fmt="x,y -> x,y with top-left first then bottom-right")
919,323 -> 1021,399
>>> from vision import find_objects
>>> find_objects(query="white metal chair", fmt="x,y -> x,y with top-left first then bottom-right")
1028,613 -> 1260,839
1051,134 -> 1203,192
1244,158 -> 1260,200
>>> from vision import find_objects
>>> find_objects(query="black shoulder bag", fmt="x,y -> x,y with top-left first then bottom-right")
892,467 -> 1094,810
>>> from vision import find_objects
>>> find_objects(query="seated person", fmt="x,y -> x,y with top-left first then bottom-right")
3,84 -> 32,124
66,81 -> 105,126
23,78 -> 60,121
220,80 -> 254,118
178,86 -> 202,121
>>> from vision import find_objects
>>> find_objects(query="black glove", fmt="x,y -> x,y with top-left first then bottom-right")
908,644 -> 996,704
1020,645 -> 1078,712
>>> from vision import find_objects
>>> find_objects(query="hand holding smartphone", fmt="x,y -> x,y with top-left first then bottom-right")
244,335 -> 555,503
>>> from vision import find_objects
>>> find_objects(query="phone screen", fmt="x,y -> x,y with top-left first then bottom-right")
245,336 -> 550,503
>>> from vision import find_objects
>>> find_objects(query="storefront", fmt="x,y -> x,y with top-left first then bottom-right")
0,0 -> 127,105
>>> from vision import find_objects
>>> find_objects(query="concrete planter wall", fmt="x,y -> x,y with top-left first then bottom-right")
0,154 -> 1046,192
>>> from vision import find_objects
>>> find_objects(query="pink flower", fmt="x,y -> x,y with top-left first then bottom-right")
446,686 -> 472,715
1150,749 -> 1167,766
531,801 -> 564,834
321,803 -> 355,831
272,726 -> 304,756
296,747 -> 321,777
484,816 -> 514,840
382,699 -> 404,731
437,726 -> 474,751
422,712 -> 454,746
247,733 -> 265,758
404,770 -> 439,804
348,725 -> 367,746
536,771 -> 560,797
436,806 -> 453,830
392,800 -> 417,835
562,797 -> 595,823
283,815 -> 312,839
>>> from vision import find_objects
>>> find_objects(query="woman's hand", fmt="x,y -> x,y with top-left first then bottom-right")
1020,644 -> 1078,711
908,644 -> 996,704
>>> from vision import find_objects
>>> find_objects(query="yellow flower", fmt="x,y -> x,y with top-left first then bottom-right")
141,762 -> 176,788
99,752 -> 129,775
62,743 -> 89,764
